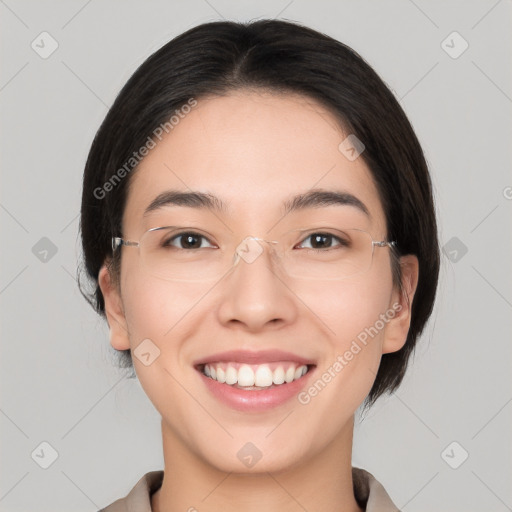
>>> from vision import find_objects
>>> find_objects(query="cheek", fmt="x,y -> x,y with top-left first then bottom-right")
295,268 -> 393,398
118,271 -> 211,412
294,276 -> 393,423
119,268 -> 209,355
293,268 -> 394,346
115,271 -> 219,459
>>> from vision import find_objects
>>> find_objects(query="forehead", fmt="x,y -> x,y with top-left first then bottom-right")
123,90 -> 386,234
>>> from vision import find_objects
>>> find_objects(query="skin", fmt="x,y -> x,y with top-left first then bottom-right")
99,90 -> 419,512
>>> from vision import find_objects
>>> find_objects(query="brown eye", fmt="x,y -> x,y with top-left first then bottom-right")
298,233 -> 348,250
163,232 -> 214,249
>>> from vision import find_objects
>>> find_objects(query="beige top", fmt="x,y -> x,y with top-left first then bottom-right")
98,467 -> 400,511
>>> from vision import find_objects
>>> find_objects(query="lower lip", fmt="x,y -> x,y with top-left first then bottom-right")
197,366 -> 315,412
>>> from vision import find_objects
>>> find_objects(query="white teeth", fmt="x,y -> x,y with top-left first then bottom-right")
225,366 -> 237,385
255,365 -> 273,387
202,362 -> 309,388
216,366 -> 226,383
273,366 -> 285,385
238,365 -> 255,386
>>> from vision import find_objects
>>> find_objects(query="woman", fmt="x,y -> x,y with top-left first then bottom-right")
80,19 -> 439,512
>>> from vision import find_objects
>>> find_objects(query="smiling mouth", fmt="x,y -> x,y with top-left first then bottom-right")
196,361 -> 315,390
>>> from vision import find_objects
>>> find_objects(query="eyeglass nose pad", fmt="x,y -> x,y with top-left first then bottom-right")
233,236 -> 279,267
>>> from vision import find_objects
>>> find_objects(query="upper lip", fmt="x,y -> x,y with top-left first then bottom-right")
193,349 -> 316,367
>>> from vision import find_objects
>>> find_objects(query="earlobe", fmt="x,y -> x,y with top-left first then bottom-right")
382,254 -> 419,354
98,264 -> 131,351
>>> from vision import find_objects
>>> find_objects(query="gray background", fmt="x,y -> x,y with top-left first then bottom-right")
1,1 -> 511,511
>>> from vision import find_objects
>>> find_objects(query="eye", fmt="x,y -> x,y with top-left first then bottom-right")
297,232 -> 350,250
163,231 -> 216,250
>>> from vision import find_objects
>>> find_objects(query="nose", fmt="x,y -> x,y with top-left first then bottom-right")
216,236 -> 298,332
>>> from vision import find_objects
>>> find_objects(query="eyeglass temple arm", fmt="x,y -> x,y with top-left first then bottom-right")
112,237 -> 139,251
374,240 -> 397,248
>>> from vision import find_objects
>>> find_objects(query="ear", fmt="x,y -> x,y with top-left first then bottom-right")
98,263 -> 130,351
382,254 -> 419,354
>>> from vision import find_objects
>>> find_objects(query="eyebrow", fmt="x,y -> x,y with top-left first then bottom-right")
143,188 -> 370,218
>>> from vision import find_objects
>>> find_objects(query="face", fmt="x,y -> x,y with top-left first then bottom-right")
100,90 -> 418,474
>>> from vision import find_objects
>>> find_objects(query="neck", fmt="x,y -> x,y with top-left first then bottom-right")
151,417 -> 364,512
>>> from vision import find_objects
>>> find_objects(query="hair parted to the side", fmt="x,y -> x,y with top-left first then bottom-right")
79,19 -> 440,410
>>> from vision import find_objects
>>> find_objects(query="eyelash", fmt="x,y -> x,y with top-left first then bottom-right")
162,231 -> 348,250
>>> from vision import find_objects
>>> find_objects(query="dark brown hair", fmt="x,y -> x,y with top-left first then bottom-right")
79,19 -> 440,410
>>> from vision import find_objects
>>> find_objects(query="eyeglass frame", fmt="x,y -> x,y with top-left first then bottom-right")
111,226 -> 398,280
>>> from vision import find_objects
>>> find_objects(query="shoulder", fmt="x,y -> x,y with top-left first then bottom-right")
96,467 -> 399,512
352,467 -> 401,512
98,470 -> 164,512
